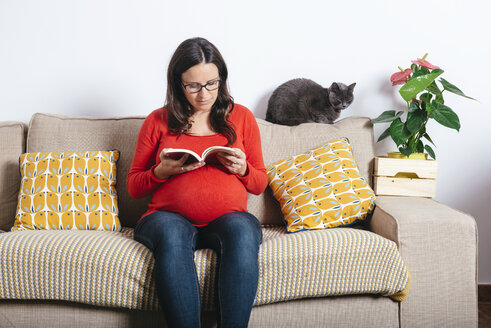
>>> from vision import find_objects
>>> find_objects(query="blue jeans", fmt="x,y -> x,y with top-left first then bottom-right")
134,211 -> 262,328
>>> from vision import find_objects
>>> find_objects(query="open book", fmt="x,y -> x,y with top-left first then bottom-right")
165,146 -> 236,164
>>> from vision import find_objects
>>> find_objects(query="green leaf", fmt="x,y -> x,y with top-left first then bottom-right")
371,110 -> 403,124
390,118 -> 411,146
408,138 -> 416,152
406,108 -> 427,134
426,101 -> 436,116
423,133 -> 436,146
431,102 -> 461,131
420,93 -> 433,104
424,144 -> 436,159
409,100 -> 420,112
431,68 -> 444,75
408,137 -> 424,153
428,81 -> 441,95
377,127 -> 391,142
439,78 -> 476,100
409,68 -> 429,80
399,69 -> 444,101
399,146 -> 413,157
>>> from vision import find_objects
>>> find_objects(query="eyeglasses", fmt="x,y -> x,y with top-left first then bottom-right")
182,79 -> 221,94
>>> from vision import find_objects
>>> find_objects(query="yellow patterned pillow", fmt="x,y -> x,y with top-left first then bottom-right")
11,151 -> 121,231
267,138 -> 375,233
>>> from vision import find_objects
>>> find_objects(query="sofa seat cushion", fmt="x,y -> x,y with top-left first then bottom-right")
0,226 -> 409,311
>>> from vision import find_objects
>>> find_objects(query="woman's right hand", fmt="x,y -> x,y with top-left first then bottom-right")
153,148 -> 205,179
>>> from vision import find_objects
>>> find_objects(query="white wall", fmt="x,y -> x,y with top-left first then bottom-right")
1,0 -> 490,281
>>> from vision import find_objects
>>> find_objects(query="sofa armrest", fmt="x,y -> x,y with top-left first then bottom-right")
371,196 -> 477,327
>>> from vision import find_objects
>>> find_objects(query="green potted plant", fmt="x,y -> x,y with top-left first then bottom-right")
371,53 -> 475,159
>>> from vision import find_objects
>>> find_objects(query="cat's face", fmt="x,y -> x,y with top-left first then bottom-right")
328,82 -> 356,112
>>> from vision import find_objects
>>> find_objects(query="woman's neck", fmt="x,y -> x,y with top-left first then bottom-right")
187,110 -> 215,136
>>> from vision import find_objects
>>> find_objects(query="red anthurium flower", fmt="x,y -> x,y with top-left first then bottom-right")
411,58 -> 440,70
390,68 -> 412,86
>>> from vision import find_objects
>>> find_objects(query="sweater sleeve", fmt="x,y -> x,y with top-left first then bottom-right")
127,111 -> 168,199
236,108 -> 268,195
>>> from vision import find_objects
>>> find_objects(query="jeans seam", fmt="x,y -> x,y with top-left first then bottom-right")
210,232 -> 224,328
190,230 -> 201,328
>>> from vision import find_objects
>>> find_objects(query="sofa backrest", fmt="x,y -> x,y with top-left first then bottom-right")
0,122 -> 25,231
252,117 -> 375,225
25,113 -> 374,228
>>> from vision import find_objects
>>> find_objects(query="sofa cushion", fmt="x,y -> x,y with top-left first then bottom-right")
0,122 -> 25,232
267,138 -> 375,232
0,227 -> 409,310
26,113 -> 147,228
248,117 -> 375,226
11,151 -> 121,231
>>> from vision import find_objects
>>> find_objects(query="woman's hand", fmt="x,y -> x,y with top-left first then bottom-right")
153,149 -> 205,179
217,148 -> 248,176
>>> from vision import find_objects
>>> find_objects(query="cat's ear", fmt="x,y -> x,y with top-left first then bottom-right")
330,82 -> 339,91
348,83 -> 356,91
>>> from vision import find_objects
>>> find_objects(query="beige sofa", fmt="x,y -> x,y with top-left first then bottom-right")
0,113 -> 477,327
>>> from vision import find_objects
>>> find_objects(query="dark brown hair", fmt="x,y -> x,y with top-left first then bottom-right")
165,37 -> 236,145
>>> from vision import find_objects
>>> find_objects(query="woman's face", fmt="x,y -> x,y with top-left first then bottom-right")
181,62 -> 220,113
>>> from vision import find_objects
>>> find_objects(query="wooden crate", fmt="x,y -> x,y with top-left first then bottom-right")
373,156 -> 437,197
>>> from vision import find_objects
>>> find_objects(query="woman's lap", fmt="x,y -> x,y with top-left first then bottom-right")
133,211 -> 262,328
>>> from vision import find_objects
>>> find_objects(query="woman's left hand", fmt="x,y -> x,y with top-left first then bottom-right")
217,148 -> 248,176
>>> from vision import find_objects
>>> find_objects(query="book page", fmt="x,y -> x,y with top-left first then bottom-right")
165,149 -> 202,164
165,146 -> 236,165
202,146 -> 236,160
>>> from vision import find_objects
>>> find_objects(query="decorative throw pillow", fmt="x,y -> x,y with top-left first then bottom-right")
267,138 -> 375,233
11,151 -> 121,231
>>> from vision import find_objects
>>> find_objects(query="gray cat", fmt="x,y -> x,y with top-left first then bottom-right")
265,79 -> 356,126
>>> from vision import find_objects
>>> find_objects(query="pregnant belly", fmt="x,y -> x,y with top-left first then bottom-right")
153,166 -> 248,226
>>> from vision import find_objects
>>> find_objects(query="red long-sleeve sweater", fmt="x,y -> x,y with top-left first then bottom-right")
127,104 -> 268,226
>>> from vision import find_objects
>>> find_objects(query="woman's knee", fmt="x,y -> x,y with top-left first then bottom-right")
215,212 -> 262,247
134,211 -> 197,251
